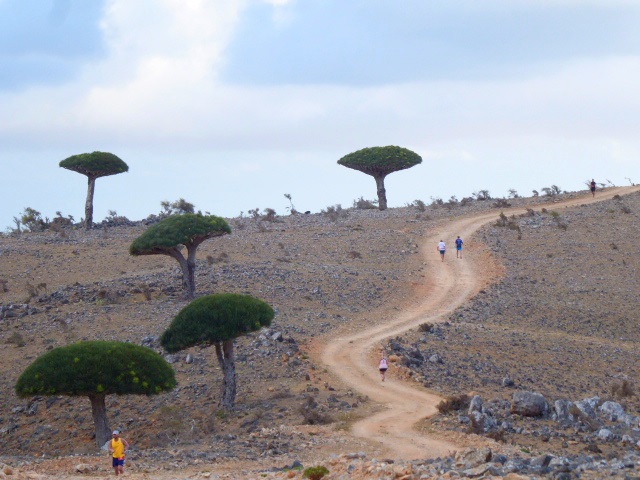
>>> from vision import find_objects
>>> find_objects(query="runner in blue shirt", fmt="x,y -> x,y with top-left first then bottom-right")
455,236 -> 463,259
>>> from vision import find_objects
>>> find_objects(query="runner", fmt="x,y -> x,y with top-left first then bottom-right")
379,355 -> 389,381
455,236 -> 463,259
437,240 -> 446,262
109,430 -> 129,476
590,179 -> 596,197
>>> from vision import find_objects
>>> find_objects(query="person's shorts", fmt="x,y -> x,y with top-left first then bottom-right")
112,457 -> 125,467
456,246 -> 462,251
590,187 -> 596,192
439,250 -> 445,254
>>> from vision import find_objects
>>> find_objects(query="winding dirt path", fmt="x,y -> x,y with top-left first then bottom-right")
320,186 -> 639,461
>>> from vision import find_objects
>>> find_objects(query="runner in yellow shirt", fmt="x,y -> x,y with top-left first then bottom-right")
109,430 -> 129,476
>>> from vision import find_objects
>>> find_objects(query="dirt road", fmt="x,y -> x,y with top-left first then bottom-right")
320,186 -> 639,460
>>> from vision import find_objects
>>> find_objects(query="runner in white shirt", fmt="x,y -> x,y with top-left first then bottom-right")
437,240 -> 446,262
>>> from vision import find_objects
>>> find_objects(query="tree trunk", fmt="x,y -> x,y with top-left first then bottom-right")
374,174 -> 388,210
214,341 -> 237,409
185,244 -> 199,298
168,247 -> 195,299
88,393 -> 111,449
85,176 -> 96,229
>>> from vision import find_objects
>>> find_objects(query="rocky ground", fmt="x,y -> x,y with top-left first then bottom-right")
1,187 -> 639,479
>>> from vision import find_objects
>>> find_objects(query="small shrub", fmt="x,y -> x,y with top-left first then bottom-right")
532,190 -> 539,197
284,193 -> 298,215
611,380 -> 634,398
459,197 -> 473,206
299,396 -> 334,425
6,332 -> 26,347
352,197 -> 377,209
508,189 -> 519,198
473,190 -> 491,201
492,198 -> 511,208
418,322 -> 433,333
444,196 -> 459,209
621,205 -> 632,214
303,466 -> 329,480
19,207 -> 48,232
486,429 -> 507,442
610,243 -> 619,250
411,199 -> 427,212
262,208 -> 278,222
348,251 -> 362,259
139,284 -> 152,301
430,196 -> 444,207
0,279 -> 8,292
321,204 -> 348,222
436,394 -> 470,414
161,198 -> 195,215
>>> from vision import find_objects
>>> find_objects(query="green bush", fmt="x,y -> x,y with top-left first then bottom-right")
303,465 -> 329,480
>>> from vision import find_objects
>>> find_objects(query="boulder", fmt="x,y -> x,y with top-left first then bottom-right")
599,401 -> 625,422
511,391 -> 549,417
553,399 -> 575,423
574,397 -> 600,419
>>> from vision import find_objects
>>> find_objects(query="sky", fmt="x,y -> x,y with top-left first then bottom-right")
1,0 -> 639,229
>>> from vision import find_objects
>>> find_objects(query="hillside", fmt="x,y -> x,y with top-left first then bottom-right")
1,187 -> 639,478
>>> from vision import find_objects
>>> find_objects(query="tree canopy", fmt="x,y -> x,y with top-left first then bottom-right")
161,293 -> 274,353
338,146 -> 422,210
16,341 -> 176,397
338,146 -> 422,175
130,214 -> 231,255
59,151 -> 129,228
130,214 -> 231,298
161,293 -> 274,408
59,152 -> 129,178
16,341 -> 175,448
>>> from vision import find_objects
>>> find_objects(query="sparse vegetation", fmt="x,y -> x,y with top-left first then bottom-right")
419,322 -> 433,333
541,185 -> 562,197
409,199 -> 426,212
352,197 -> 377,209
611,379 -> 634,398
473,190 -> 491,201
299,396 -> 334,425
6,332 -> 26,347
284,193 -> 298,215
161,198 -> 196,215
303,465 -> 330,480
492,198 -> 511,208
436,394 -> 470,414
321,204 -> 348,222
